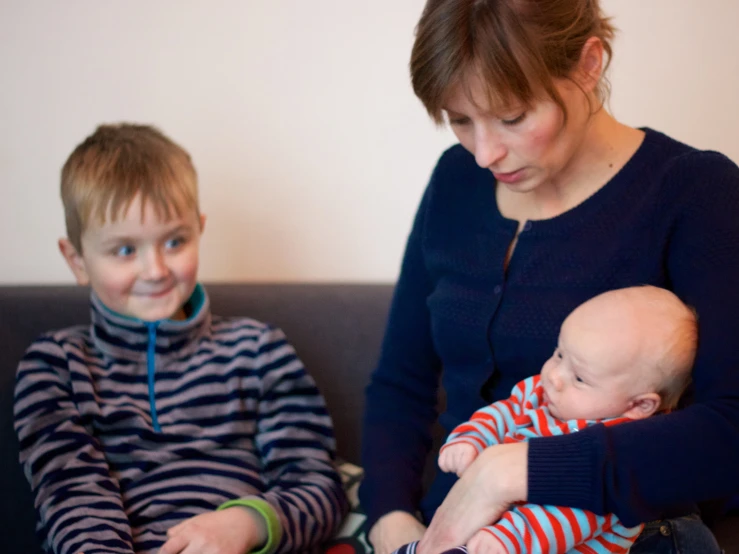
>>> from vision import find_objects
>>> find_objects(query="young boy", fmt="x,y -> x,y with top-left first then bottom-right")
14,123 -> 348,554
393,285 -> 697,554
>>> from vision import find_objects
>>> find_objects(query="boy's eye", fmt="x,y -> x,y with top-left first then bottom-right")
165,236 -> 186,250
501,112 -> 526,126
114,245 -> 135,257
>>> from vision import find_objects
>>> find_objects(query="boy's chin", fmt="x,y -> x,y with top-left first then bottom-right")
119,298 -> 188,322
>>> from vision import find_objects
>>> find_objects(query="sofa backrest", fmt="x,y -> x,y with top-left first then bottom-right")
0,283 -> 392,553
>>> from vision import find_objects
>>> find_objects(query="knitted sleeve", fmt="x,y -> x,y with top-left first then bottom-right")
527,151 -> 739,525
359,180 -> 444,532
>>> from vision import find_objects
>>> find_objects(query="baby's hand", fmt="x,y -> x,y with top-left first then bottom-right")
438,443 -> 478,476
467,529 -> 508,554
159,506 -> 266,554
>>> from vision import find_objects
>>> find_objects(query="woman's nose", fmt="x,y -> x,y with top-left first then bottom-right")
474,127 -> 507,169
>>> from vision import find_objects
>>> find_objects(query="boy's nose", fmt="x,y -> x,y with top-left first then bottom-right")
142,250 -> 169,280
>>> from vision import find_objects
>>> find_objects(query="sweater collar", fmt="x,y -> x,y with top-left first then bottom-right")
89,283 -> 211,362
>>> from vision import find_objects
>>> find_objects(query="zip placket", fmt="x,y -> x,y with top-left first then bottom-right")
146,321 -> 161,432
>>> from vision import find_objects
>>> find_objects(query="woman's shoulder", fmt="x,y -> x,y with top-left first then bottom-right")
643,128 -> 739,182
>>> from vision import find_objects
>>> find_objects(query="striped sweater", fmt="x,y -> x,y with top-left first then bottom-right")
443,376 -> 642,554
14,284 -> 347,554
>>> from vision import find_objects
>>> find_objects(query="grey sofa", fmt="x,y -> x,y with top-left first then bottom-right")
1,284 -> 737,553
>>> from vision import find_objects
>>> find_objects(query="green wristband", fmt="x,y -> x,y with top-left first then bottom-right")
218,497 -> 282,554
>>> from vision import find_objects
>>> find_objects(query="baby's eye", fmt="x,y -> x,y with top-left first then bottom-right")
554,348 -> 563,360
575,375 -> 585,383
114,245 -> 135,257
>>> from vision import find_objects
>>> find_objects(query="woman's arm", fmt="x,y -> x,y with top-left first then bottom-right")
419,442 -> 528,553
360,181 -> 443,546
526,151 -> 739,525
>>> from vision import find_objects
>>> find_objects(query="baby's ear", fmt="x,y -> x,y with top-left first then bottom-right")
58,238 -> 90,286
623,393 -> 662,420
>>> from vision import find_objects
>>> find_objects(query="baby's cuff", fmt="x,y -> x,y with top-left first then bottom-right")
218,497 -> 282,554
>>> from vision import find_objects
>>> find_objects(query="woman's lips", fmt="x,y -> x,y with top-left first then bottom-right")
493,168 -> 526,184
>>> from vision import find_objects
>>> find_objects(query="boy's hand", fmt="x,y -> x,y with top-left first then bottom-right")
159,506 -> 267,554
438,443 -> 478,476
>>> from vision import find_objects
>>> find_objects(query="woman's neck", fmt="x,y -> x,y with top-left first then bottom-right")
499,111 -> 644,222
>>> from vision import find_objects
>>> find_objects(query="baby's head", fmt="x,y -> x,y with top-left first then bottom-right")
541,286 -> 696,421
58,123 -> 205,322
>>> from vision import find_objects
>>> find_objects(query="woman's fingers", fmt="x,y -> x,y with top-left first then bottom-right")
369,511 -> 427,554
418,443 -> 528,554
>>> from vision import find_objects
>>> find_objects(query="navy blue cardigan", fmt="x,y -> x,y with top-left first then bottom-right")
360,128 -> 739,531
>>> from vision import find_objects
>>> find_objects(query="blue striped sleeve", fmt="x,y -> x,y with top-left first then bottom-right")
14,335 -> 135,554
248,326 -> 348,553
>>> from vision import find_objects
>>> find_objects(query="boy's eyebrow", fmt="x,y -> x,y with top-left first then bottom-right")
97,223 -> 196,247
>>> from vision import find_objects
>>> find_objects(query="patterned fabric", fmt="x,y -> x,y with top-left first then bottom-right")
322,461 -> 374,553
14,285 -> 347,554
443,376 -> 642,553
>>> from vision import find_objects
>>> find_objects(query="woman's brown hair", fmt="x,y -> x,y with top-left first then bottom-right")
410,0 -> 616,124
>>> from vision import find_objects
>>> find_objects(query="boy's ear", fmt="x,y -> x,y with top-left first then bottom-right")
623,392 -> 661,420
58,238 -> 90,286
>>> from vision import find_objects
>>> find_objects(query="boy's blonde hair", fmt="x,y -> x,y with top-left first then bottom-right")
61,123 -> 199,252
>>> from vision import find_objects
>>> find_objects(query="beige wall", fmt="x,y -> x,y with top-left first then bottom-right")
1,1 -> 737,284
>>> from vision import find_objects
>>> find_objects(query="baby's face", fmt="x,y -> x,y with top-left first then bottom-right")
540,307 -> 655,421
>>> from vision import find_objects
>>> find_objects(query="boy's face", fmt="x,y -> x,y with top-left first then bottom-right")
59,195 -> 205,322
539,302 -> 661,421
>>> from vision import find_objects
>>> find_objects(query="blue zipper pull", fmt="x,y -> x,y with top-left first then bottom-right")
146,322 -> 161,432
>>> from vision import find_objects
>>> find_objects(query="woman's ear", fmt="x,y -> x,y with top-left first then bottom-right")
623,392 -> 662,420
575,36 -> 605,94
58,238 -> 90,286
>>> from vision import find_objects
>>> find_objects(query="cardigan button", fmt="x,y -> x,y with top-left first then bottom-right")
659,524 -> 671,536
494,285 -> 502,294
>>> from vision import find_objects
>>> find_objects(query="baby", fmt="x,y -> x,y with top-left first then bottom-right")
397,285 -> 696,554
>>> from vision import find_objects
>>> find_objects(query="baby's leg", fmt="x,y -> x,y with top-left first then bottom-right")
390,541 -> 468,554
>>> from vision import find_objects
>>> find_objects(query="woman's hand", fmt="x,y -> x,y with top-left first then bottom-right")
159,506 -> 266,554
418,442 -> 528,554
368,510 -> 427,554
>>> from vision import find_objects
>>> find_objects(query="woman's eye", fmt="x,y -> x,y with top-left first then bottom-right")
575,375 -> 584,383
554,349 -> 563,360
448,116 -> 470,126
501,112 -> 526,126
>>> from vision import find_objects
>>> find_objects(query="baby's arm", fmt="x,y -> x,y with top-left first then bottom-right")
440,378 -> 537,474
438,442 -> 478,476
14,336 -> 134,554
471,503 -> 642,554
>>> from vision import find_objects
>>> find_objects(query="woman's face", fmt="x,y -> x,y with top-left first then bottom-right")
443,74 -> 592,193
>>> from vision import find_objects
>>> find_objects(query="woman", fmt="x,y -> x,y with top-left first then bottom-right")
359,1 -> 739,553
